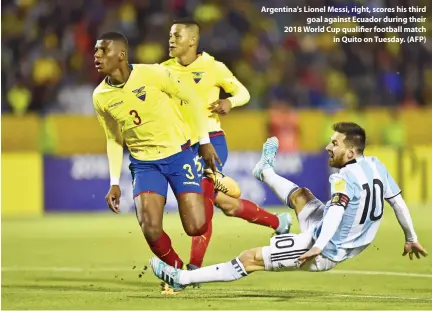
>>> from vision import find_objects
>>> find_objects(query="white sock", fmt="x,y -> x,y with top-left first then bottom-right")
262,168 -> 298,208
179,258 -> 247,285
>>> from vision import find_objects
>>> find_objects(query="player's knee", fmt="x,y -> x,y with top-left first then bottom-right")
238,250 -> 254,271
140,219 -> 163,240
289,187 -> 315,211
238,248 -> 263,273
219,202 -> 238,217
183,220 -> 208,236
143,226 -> 163,241
221,207 -> 237,217
215,194 -> 240,217
183,224 -> 207,237
178,194 -> 208,236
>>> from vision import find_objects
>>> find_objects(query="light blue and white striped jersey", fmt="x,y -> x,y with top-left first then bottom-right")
313,156 -> 401,262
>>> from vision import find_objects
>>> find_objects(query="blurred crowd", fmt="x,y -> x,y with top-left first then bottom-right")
2,0 -> 432,121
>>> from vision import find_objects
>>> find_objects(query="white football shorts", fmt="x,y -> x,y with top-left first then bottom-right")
262,198 -> 337,272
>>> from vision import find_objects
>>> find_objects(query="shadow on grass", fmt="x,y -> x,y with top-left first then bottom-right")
126,289 -> 327,300
1,280 -> 159,293
34,276 -> 150,288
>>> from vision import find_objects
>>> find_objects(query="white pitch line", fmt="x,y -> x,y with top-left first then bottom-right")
330,269 -> 432,278
334,294 -> 432,301
2,267 -> 431,301
1,266 -> 133,272
229,291 -> 432,302
2,266 -> 432,279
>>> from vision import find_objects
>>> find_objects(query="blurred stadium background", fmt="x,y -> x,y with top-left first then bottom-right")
2,0 -> 432,216
2,0 -> 432,309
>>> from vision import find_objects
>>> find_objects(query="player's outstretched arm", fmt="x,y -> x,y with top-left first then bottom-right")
386,194 -> 428,259
298,204 -> 345,266
298,175 -> 352,265
93,97 -> 123,213
211,62 -> 250,116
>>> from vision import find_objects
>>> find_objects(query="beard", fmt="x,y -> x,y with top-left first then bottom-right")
328,153 -> 344,168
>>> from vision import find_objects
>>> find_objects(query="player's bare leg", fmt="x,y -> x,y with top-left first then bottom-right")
213,192 -> 292,234
177,192 -> 209,237
183,176 -> 216,289
186,147 -> 292,277
153,241 -> 316,288
253,137 -> 323,232
152,169 -> 334,289
187,168 -> 291,277
135,193 -> 184,269
151,247 -> 262,290
289,187 -> 320,221
151,230 -> 334,288
204,168 -> 291,233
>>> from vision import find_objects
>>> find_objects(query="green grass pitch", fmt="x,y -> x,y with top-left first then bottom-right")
2,205 -> 432,310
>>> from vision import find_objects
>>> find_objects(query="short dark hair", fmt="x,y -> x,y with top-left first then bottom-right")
172,17 -> 200,29
98,32 -> 128,49
333,122 -> 366,154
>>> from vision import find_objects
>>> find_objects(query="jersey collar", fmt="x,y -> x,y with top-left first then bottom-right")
342,159 -> 357,168
176,52 -> 204,68
105,64 -> 134,88
341,155 -> 364,168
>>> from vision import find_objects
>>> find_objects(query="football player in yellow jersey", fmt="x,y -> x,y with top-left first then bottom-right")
92,32 -> 222,273
162,19 -> 291,275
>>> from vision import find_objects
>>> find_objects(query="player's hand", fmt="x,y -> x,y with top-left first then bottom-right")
297,247 -> 322,267
105,185 -> 121,214
210,99 -> 232,116
403,241 -> 428,260
199,143 -> 222,173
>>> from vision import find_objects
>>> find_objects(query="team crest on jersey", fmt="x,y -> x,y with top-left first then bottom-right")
132,86 -> 146,101
192,72 -> 204,83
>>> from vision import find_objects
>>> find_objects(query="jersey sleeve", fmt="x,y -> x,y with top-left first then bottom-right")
328,173 -> 355,209
157,65 -> 209,143
214,61 -> 250,108
376,160 -> 401,199
93,93 -> 124,185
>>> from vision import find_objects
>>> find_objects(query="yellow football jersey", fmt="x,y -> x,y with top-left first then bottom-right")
93,64 -> 208,184
161,52 -> 250,144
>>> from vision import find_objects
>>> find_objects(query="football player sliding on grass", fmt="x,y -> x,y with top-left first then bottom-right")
151,123 -> 427,291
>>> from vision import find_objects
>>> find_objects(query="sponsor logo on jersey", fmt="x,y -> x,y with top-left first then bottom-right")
132,86 -> 146,101
192,72 -> 204,83
108,101 -> 123,109
183,181 -> 200,186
